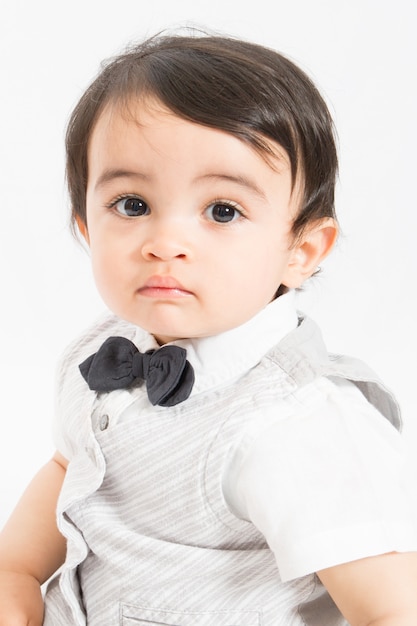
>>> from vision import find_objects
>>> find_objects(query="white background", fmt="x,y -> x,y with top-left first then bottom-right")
0,0 -> 416,526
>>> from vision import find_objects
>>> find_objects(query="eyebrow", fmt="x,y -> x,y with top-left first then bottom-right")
94,168 -> 268,201
94,168 -> 150,191
196,173 -> 268,201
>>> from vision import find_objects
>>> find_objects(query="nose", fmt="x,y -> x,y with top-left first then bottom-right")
141,219 -> 192,261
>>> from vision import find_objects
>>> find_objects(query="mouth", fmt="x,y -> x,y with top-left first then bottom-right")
138,276 -> 193,298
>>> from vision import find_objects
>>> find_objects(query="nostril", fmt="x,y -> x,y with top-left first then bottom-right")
142,238 -> 191,261
143,248 -> 189,262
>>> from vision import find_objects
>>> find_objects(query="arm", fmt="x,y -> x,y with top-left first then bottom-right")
0,451 -> 68,625
318,551 -> 417,626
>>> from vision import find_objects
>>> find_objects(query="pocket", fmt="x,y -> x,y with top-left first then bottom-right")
120,603 -> 261,625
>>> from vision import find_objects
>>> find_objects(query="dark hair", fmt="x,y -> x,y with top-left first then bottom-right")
66,32 -> 338,238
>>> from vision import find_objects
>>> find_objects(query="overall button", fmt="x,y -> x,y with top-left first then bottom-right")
99,414 -> 109,431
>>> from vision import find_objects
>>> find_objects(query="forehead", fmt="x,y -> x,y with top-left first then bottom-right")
88,98 -> 294,185
86,100 -> 304,228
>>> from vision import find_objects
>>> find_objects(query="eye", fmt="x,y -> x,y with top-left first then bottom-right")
112,196 -> 150,217
205,201 -> 242,223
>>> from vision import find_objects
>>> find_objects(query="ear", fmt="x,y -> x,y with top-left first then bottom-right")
282,218 -> 338,288
76,215 -> 90,245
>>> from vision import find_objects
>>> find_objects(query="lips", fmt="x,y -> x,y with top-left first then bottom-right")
138,276 -> 192,297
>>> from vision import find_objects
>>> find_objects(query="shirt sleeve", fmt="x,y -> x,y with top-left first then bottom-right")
224,376 -> 417,582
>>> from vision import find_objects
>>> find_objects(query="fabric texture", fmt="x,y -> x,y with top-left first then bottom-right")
43,293 -> 416,625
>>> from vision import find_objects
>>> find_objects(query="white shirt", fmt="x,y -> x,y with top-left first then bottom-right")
55,291 -> 417,581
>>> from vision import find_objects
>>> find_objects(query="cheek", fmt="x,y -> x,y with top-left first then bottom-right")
246,239 -> 292,278
89,243 -> 123,299
211,243 -> 285,301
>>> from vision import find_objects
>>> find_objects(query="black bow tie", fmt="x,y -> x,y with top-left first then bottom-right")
79,336 -> 194,407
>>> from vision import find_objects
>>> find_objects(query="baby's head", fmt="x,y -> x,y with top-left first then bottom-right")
66,32 -> 339,341
66,32 -> 338,240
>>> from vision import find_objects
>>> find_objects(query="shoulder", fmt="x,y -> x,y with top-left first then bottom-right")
63,311 -> 136,358
56,311 -> 136,383
265,314 -> 401,431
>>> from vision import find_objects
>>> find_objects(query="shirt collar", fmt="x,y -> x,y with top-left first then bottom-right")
133,290 -> 298,397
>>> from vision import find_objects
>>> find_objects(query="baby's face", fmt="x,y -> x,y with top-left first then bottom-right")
83,99 -> 304,343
